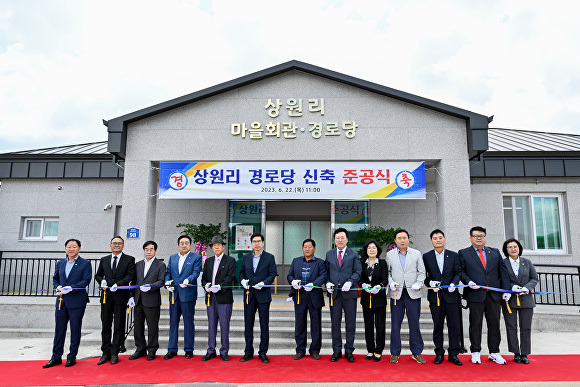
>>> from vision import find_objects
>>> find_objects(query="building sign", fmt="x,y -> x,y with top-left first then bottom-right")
159,161 -> 425,200
126,227 -> 140,239
231,98 -> 358,139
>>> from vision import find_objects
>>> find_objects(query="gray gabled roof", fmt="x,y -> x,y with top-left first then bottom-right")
104,60 -> 491,160
5,141 -> 109,156
488,128 -> 580,152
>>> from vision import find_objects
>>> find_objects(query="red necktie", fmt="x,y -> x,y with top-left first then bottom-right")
338,250 -> 343,268
478,249 -> 486,270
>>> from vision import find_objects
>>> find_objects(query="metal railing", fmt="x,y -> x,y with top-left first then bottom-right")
533,264 -> 580,306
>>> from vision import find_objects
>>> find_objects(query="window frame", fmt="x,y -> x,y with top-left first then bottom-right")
502,193 -> 567,255
22,217 -> 59,241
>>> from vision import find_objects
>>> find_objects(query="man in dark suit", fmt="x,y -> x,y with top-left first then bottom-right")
164,235 -> 203,359
239,232 -> 277,363
422,229 -> 463,366
95,236 -> 136,365
43,239 -> 92,369
325,227 -> 362,362
200,236 -> 236,362
459,226 -> 511,365
127,240 -> 166,361
287,238 -> 327,360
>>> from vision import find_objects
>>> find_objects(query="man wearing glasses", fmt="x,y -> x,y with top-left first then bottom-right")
458,226 -> 510,365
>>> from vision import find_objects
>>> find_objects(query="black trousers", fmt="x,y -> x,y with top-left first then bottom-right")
294,293 -> 322,355
100,296 -> 127,355
467,292 -> 502,353
362,304 -> 386,354
329,291 -> 357,354
502,305 -> 533,356
133,299 -> 160,354
243,296 -> 270,356
429,299 -> 461,356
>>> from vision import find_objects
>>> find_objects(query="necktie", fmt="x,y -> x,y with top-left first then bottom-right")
113,256 -> 118,273
477,249 -> 486,270
338,250 -> 343,268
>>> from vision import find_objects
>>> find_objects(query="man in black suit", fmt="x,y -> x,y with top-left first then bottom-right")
287,238 -> 327,360
200,236 -> 236,362
422,229 -> 463,366
459,226 -> 511,365
239,232 -> 277,363
325,227 -> 362,362
95,236 -> 136,365
127,240 -> 166,361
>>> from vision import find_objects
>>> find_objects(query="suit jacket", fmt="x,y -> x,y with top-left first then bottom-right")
131,258 -> 166,308
287,256 -> 327,309
95,253 -> 136,304
239,250 -> 277,304
504,257 -> 538,309
422,249 -> 462,304
325,247 -> 361,300
164,251 -> 203,303
386,247 -> 425,300
459,245 -> 510,302
201,254 -> 236,304
53,256 -> 92,309
358,258 -> 388,308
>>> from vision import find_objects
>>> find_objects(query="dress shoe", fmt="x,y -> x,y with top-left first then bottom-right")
259,353 -> 269,363
43,358 -> 62,368
366,354 -> 374,360
390,355 -> 399,363
412,354 -> 427,364
345,353 -> 355,362
240,354 -> 253,362
65,358 -> 76,367
374,355 -> 382,362
147,352 -> 156,361
330,352 -> 342,362
119,345 -> 127,353
514,354 -> 522,363
220,353 -> 230,361
434,354 -> 444,364
129,351 -> 147,360
448,354 -> 463,366
164,351 -> 177,360
110,354 -> 119,365
294,352 -> 305,360
311,353 -> 321,360
521,355 -> 530,364
97,354 -> 111,365
185,351 -> 194,359
201,352 -> 216,361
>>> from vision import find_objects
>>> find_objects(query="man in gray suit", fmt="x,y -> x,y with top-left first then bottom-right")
128,240 -> 166,361
325,227 -> 362,362
386,229 -> 426,364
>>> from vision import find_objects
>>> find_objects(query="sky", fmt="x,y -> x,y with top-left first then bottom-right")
1,0 -> 579,153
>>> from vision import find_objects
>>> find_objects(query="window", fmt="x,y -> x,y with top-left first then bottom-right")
503,195 -> 565,252
22,217 -> 59,241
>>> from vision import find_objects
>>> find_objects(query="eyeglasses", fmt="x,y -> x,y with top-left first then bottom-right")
111,242 -> 124,245
251,240 -> 262,244
470,235 -> 486,239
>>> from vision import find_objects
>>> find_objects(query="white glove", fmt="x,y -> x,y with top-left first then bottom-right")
100,280 -> 107,288
304,283 -> 314,292
165,280 -> 174,292
512,285 -> 522,293
326,282 -> 334,293
180,278 -> 189,288
389,282 -> 399,292
241,279 -> 250,290
342,281 -> 352,292
502,293 -> 511,301
140,284 -> 151,292
253,281 -> 264,290
362,283 -> 371,293
56,285 -> 63,295
127,297 -> 135,308
521,286 -> 530,294
370,285 -> 381,294
204,283 -> 211,292
411,283 -> 422,291
448,283 -> 456,293
429,280 -> 441,292
110,284 -> 118,292
210,284 -> 221,293
61,286 -> 72,294
468,281 -> 480,289
291,279 -> 301,290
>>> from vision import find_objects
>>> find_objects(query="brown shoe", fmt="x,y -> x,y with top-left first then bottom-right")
412,354 -> 427,364
311,353 -> 321,360
390,355 -> 399,363
294,352 -> 305,360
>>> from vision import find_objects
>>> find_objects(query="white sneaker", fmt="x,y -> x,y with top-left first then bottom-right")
488,353 -> 507,364
471,352 -> 481,364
